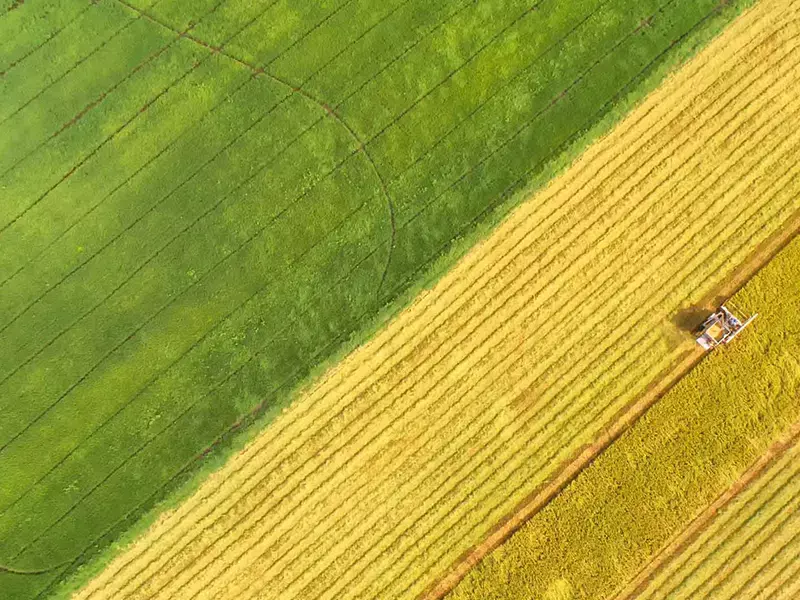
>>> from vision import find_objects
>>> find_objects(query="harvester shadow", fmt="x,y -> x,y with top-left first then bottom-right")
672,305 -> 710,335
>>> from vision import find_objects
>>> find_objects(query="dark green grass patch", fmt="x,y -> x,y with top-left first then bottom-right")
0,0 -> 753,597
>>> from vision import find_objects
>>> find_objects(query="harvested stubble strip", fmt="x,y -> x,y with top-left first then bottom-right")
447,233 -> 800,600
74,2 -> 800,600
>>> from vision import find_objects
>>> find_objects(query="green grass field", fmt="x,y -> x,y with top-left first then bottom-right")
447,233 -> 800,600
0,0 -> 750,597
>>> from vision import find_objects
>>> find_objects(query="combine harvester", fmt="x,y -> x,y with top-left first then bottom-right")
695,304 -> 758,351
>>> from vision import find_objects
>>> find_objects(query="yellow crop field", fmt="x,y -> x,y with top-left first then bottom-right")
633,438 -> 800,600
446,231 -> 800,600
74,1 -> 800,599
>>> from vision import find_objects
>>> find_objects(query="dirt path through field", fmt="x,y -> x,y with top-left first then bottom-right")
74,2 -> 800,599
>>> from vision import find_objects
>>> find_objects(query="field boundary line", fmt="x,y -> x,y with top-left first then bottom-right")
419,215 -> 800,600
614,419 -> 800,600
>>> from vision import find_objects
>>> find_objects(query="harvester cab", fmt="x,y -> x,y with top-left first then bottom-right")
695,304 -> 757,351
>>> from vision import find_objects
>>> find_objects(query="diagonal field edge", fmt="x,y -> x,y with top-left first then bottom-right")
268,55 -> 800,600
45,1 -> 768,596
3,0 -> 756,588
0,0 -> 672,508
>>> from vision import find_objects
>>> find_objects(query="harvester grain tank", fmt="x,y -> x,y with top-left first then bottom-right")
695,304 -> 757,351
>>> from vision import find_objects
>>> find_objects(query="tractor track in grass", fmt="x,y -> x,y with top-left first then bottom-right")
67,3 -> 800,599
0,0 -> 95,76
0,0 -> 361,235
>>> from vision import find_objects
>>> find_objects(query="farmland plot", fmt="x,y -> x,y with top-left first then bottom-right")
0,0 -> 758,597
447,232 -> 800,600
69,2 -> 800,599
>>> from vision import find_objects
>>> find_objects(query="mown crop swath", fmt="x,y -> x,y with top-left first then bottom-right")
0,0 -> 759,597
446,230 -> 800,600
68,2 -> 800,599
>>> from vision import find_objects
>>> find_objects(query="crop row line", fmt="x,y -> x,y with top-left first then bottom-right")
0,0 -> 95,76
676,480 -> 800,597
653,456 -> 800,595
0,3 -> 145,129
749,535 -> 800,599
706,488 -> 800,598
731,517 -> 800,599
